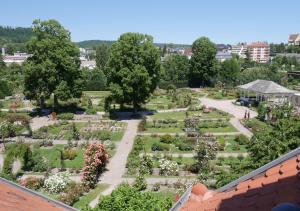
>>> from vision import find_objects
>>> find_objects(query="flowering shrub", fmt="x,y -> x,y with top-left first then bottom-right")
158,159 -> 179,176
44,172 -> 70,193
82,143 -> 108,188
18,176 -> 44,190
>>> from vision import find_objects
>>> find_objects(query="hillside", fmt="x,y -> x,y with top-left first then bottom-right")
0,26 -> 34,43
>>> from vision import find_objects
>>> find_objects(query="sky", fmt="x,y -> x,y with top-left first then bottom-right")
1,0 -> 300,45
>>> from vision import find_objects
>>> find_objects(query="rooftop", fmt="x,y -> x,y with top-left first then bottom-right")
237,80 -> 297,94
179,147 -> 300,211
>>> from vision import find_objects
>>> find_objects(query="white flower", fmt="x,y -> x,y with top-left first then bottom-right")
158,159 -> 179,176
44,172 -> 70,193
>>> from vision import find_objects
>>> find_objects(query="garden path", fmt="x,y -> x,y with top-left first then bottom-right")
199,97 -> 257,138
138,132 -> 242,136
89,119 -> 140,207
0,153 -> 4,171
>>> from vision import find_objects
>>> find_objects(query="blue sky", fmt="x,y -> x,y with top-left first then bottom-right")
1,0 -> 299,44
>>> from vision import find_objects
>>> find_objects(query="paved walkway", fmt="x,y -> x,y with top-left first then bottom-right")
89,119 -> 140,207
199,97 -> 257,138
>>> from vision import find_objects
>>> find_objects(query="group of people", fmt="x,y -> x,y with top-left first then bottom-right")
244,110 -> 251,119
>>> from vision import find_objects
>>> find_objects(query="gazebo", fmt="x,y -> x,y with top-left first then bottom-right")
237,80 -> 297,103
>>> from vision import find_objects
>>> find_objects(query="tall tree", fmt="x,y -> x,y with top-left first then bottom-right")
24,19 -> 83,108
96,43 -> 110,71
107,32 -> 161,113
162,54 -> 189,82
0,54 -> 5,69
219,58 -> 240,85
189,37 -> 218,87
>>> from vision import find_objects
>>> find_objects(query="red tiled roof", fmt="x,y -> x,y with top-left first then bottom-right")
181,155 -> 300,211
0,178 -> 75,211
248,42 -> 269,48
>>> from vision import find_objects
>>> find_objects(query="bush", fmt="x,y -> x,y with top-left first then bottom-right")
44,172 -> 70,194
160,134 -> 173,144
234,134 -> 248,145
133,174 -> 147,191
159,159 -> 179,176
59,182 -> 86,205
57,113 -> 74,120
63,149 -> 78,160
18,177 -> 44,190
32,152 -> 48,172
151,142 -> 170,151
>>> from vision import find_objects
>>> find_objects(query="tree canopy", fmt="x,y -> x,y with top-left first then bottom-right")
107,32 -> 161,111
219,58 -> 240,85
189,37 -> 218,87
23,19 -> 84,107
162,54 -> 189,83
96,43 -> 110,71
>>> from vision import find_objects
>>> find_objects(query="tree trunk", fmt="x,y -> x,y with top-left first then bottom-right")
40,97 -> 45,109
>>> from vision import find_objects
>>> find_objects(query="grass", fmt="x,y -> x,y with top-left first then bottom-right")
242,118 -> 269,133
149,110 -> 229,121
73,184 -> 109,209
200,123 -> 237,133
217,136 -> 247,153
34,145 -> 84,169
145,127 -> 183,133
82,91 -> 111,98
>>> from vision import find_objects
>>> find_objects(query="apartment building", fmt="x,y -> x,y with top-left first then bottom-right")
288,33 -> 300,46
248,42 -> 270,63
231,43 -> 247,58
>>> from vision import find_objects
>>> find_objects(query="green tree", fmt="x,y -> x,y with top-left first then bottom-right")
83,68 -> 107,91
96,43 -> 110,71
24,19 -> 84,108
0,54 -> 5,69
107,32 -> 161,113
189,37 -> 218,87
162,54 -> 189,82
219,58 -> 240,85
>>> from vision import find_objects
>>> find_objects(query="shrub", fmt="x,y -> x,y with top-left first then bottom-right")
59,182 -> 86,205
160,134 -> 173,144
140,155 -> 153,175
151,143 -> 170,151
18,177 -> 44,190
159,159 -> 179,176
57,113 -> 74,120
32,152 -> 48,172
82,143 -> 108,188
44,172 -> 70,193
63,149 -> 78,160
177,143 -> 193,151
133,174 -> 147,191
152,182 -> 160,191
234,134 -> 248,145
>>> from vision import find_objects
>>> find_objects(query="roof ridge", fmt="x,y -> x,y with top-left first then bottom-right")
217,147 -> 300,192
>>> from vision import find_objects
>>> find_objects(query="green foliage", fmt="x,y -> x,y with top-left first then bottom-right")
24,19 -> 84,106
96,184 -> 173,211
162,54 -> 189,82
133,174 -> 147,191
3,142 -> 34,175
238,66 -> 283,84
83,68 -> 107,91
0,26 -> 34,43
96,44 -> 110,71
189,37 -> 218,86
219,58 -> 240,85
57,113 -> 74,120
194,140 -> 218,174
160,134 -> 173,144
0,80 -> 12,99
107,32 -> 161,110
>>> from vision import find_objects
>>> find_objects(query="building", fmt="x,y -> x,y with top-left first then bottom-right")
248,42 -> 270,63
3,52 -> 31,65
288,34 -> 300,46
231,43 -> 247,59
216,44 -> 231,52
80,60 -> 96,69
216,51 -> 232,62
172,147 -> 300,211
0,177 -> 76,211
184,48 -> 193,59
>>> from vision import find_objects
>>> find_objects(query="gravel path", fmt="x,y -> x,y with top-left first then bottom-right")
0,153 -> 4,172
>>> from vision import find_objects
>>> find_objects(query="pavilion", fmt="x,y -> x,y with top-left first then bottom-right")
237,79 -> 297,103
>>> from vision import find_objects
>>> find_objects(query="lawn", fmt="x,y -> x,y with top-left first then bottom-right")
203,88 -> 237,100
217,136 -> 247,152
73,184 -> 109,209
145,127 -> 183,133
34,145 -> 84,169
149,110 -> 230,121
152,157 -> 195,167
200,122 -> 237,133
82,91 -> 111,98
242,118 -> 269,133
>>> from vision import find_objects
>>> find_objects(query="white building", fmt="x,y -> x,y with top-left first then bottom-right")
231,43 -> 247,59
3,52 -> 31,65
288,34 -> 300,46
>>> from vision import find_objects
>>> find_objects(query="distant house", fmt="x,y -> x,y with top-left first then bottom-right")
216,51 -> 232,62
288,33 -> 300,46
3,52 -> 31,65
248,42 -> 270,63
184,48 -> 193,59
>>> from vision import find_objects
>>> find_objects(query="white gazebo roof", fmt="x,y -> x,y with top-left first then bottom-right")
237,80 -> 297,95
